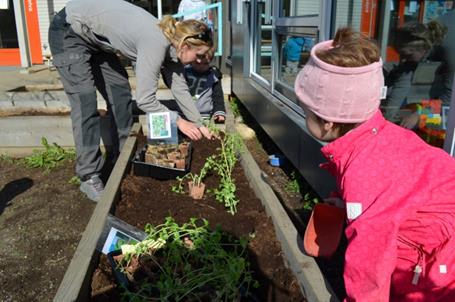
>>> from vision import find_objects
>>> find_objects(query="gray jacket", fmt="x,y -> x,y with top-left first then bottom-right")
65,0 -> 203,125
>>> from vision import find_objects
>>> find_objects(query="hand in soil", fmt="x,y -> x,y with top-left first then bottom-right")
199,126 -> 213,140
176,118 -> 202,140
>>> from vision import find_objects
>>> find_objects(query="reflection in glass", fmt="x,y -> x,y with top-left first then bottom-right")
253,3 -> 273,82
280,0 -> 320,17
382,6 -> 454,148
277,33 -> 314,87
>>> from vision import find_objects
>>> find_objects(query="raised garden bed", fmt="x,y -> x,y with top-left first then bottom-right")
54,114 -> 337,301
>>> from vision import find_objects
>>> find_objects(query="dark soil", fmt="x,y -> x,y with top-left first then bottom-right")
0,159 -> 95,302
90,136 -> 305,302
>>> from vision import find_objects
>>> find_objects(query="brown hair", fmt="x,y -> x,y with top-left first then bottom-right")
316,28 -> 381,67
158,15 -> 214,50
315,28 -> 381,134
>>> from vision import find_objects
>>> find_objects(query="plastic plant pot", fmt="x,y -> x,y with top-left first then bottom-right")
303,203 -> 345,258
188,181 -> 206,199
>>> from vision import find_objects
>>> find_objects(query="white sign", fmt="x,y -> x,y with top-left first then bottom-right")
148,111 -> 172,139
0,0 -> 9,10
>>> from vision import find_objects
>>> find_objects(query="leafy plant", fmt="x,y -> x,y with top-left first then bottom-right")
22,137 -> 75,171
171,156 -> 214,194
302,192 -> 320,210
68,176 -> 81,185
209,132 -> 243,215
229,96 -> 241,118
116,217 -> 258,301
285,171 -> 301,194
0,154 -> 15,164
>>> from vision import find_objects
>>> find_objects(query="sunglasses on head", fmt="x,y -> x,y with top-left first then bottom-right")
185,28 -> 212,43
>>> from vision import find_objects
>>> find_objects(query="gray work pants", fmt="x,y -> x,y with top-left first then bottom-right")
48,9 -> 132,180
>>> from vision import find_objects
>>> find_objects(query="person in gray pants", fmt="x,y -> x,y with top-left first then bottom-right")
49,0 -> 213,202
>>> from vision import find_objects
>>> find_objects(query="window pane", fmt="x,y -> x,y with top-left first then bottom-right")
280,0 -> 320,17
382,3 -> 454,149
253,3 -> 272,83
275,27 -> 317,103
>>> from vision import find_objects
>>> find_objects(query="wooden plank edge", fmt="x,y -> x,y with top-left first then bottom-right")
53,123 -> 141,302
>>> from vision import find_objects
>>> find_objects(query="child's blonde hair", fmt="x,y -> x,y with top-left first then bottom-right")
159,15 -> 213,50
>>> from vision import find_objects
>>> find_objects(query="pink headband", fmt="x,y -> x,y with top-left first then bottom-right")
295,40 -> 384,123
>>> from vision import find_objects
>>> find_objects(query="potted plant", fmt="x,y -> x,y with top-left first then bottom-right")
172,156 -> 214,199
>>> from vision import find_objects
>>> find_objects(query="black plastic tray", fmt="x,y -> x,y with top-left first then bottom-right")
132,144 -> 191,180
106,249 -> 130,289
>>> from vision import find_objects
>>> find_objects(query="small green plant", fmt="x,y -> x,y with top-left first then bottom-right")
68,176 -> 81,185
117,217 -> 258,301
22,137 -> 75,171
229,96 -> 241,118
0,154 -> 15,164
302,192 -> 320,210
285,171 -> 301,194
171,156 -> 214,194
209,132 -> 243,215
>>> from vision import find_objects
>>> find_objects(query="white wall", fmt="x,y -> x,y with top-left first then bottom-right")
37,0 -> 68,57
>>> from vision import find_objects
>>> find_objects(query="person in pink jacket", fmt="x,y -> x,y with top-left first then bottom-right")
295,28 -> 455,301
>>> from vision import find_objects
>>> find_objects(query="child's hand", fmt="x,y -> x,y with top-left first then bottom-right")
214,115 -> 225,123
324,197 -> 345,208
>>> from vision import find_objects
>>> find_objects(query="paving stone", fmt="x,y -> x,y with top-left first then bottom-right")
0,101 -> 14,111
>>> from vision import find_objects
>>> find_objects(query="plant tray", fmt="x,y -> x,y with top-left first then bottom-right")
132,143 -> 192,180
106,250 -> 130,289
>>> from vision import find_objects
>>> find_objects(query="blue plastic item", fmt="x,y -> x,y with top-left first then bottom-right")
268,155 -> 283,167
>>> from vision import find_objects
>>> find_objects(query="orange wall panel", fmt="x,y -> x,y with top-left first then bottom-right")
0,49 -> 21,66
23,0 -> 42,64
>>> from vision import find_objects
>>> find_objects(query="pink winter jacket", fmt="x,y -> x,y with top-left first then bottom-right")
320,110 -> 455,302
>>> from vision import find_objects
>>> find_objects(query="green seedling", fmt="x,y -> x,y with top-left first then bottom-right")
229,96 -> 241,118
22,137 -> 75,172
0,154 -> 15,164
171,156 -> 214,194
285,171 -> 301,194
209,132 -> 243,215
68,176 -> 81,185
302,192 -> 320,210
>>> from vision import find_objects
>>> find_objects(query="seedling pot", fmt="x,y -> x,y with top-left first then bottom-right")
188,181 -> 206,199
132,143 -> 192,179
178,142 -> 190,157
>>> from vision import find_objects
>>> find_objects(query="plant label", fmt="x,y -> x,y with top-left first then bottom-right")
97,214 -> 147,254
147,111 -> 178,144
101,227 -> 140,255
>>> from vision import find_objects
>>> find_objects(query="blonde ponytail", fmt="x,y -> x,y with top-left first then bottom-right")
158,15 -> 213,49
427,20 -> 447,46
158,15 -> 178,43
